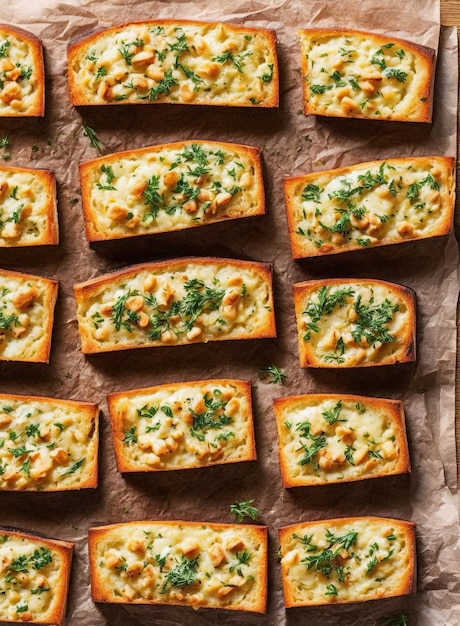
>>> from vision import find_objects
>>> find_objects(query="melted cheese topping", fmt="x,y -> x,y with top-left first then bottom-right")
300,30 -> 431,120
75,260 -> 274,353
0,168 -> 56,246
275,395 -> 407,486
90,522 -> 266,612
0,273 -> 56,362
69,21 -> 277,107
0,534 -> 62,622
295,280 -> 414,367
286,157 -> 454,257
0,30 -> 41,116
82,142 -> 262,240
280,517 -> 414,606
109,380 -> 254,471
0,397 -> 98,491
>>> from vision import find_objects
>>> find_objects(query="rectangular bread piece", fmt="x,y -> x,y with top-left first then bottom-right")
0,269 -> 58,363
89,520 -> 267,613
107,379 -> 255,472
68,20 -> 278,107
274,393 -> 410,487
279,516 -> 416,607
0,528 -> 73,624
73,257 -> 275,354
0,166 -> 58,246
0,394 -> 99,491
292,278 -> 416,368
299,28 -> 434,122
0,24 -> 44,117
79,140 -> 264,241
284,156 -> 455,258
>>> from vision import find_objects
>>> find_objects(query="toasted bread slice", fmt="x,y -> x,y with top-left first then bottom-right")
279,516 -> 416,606
0,24 -> 44,117
299,28 -> 434,122
74,257 -> 275,354
89,520 -> 267,612
79,140 -> 264,241
0,166 -> 58,246
274,393 -> 410,486
0,528 -> 73,624
107,379 -> 255,472
0,269 -> 58,362
284,156 -> 455,258
68,20 -> 278,107
292,278 -> 416,368
0,394 -> 99,491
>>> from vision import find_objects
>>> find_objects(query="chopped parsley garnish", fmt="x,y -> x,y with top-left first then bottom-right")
296,422 -> 327,465
229,499 -> 259,522
260,64 -> 274,82
146,68 -> 178,101
302,183 -> 322,203
189,391 -> 232,441
302,286 -> 354,340
96,164 -> 116,190
322,400 -> 343,425
123,426 -> 137,445
161,555 -> 198,593
30,547 -> 53,570
351,296 -> 398,346
61,458 -> 85,476
257,365 -> 287,385
213,50 -> 252,73
82,123 -> 103,153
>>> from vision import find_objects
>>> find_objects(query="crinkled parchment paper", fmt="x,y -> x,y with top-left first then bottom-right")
0,0 -> 458,624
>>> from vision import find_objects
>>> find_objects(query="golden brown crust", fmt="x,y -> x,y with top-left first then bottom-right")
0,166 -> 58,247
274,393 -> 410,487
107,378 -> 255,472
68,20 -> 278,108
0,24 -> 44,117
79,140 -> 265,242
73,257 -> 276,355
284,156 -> 455,258
292,278 -> 416,368
88,520 -> 268,613
0,394 -> 99,491
0,527 -> 73,625
279,516 -> 416,607
299,28 -> 434,122
0,268 -> 58,363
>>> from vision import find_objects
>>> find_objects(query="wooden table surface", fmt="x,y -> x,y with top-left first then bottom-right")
440,0 -> 460,470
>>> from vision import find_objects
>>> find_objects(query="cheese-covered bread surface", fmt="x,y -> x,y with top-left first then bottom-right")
68,20 -> 278,107
0,166 -> 58,247
107,379 -> 255,472
79,141 -> 264,241
89,520 -> 267,612
299,28 -> 434,122
0,24 -> 44,117
0,394 -> 99,491
0,528 -> 73,624
279,516 -> 416,606
274,393 -> 410,486
284,156 -> 455,258
74,257 -> 275,354
0,269 -> 58,363
293,278 -> 416,368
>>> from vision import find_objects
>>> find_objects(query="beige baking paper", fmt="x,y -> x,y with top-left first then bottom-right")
0,0 -> 458,624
